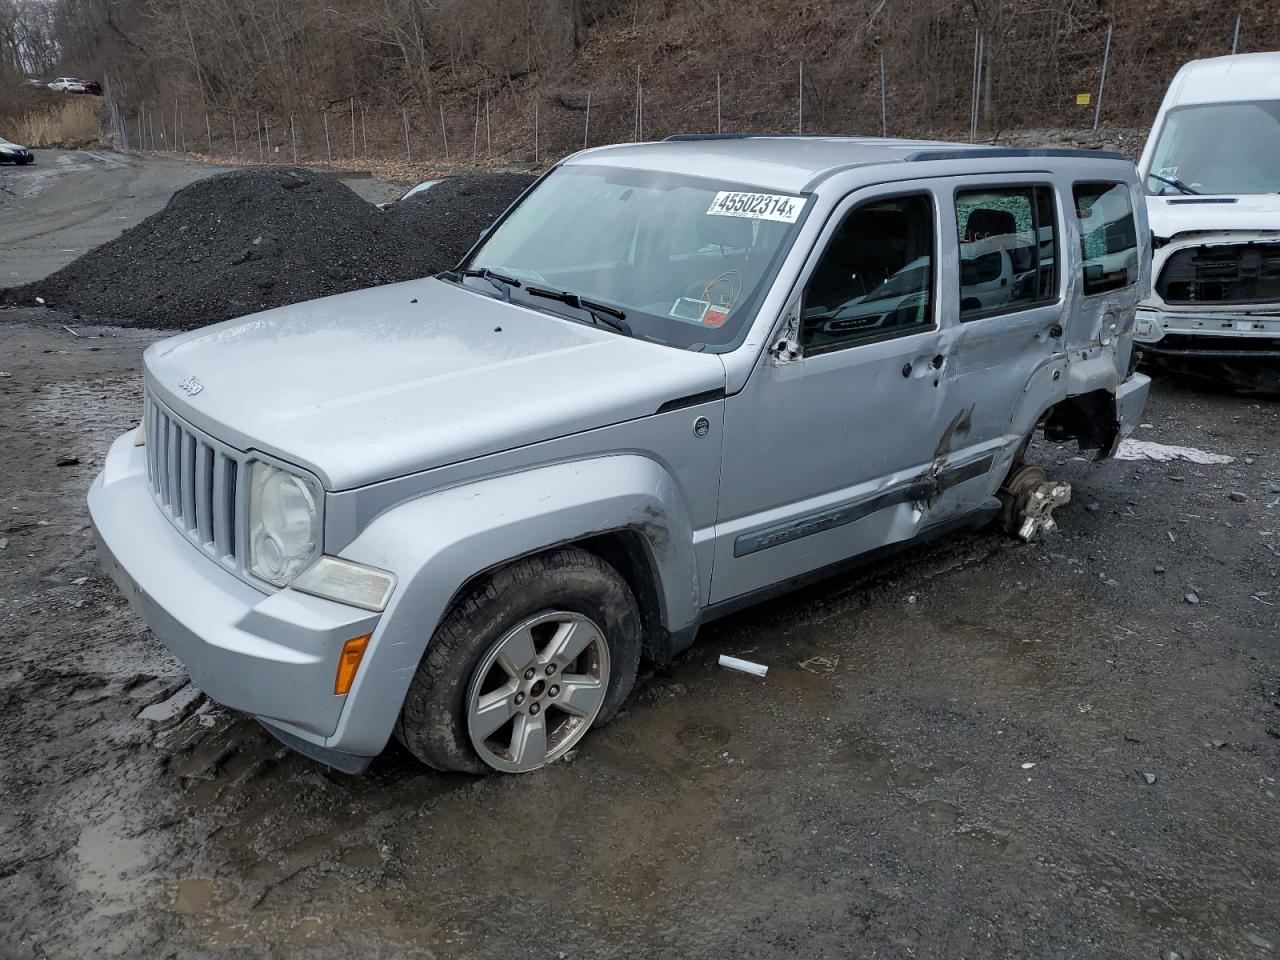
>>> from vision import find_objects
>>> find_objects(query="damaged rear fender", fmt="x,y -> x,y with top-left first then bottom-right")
321,455 -> 701,756
1041,374 -> 1151,459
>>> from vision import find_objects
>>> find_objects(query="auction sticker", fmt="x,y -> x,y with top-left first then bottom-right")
707,191 -> 804,223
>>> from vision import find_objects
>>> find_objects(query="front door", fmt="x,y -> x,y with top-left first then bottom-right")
711,186 -> 958,604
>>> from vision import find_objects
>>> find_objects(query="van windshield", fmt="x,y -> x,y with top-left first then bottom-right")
459,164 -> 810,350
1147,100 -> 1280,195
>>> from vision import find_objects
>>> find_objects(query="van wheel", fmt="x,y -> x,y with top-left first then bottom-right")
395,547 -> 642,774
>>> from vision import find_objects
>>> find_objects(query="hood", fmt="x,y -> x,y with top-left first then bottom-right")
1146,194 -> 1280,239
145,277 -> 726,490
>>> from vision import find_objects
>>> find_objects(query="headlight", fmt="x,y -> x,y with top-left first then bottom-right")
247,462 -> 321,586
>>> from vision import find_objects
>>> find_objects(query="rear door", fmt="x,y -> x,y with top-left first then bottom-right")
929,178 -> 1069,505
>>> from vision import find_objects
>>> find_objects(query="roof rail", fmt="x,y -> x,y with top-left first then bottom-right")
663,132 -> 813,142
904,146 -> 1128,162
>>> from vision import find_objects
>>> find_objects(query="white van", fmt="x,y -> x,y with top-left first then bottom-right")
1134,52 -> 1280,385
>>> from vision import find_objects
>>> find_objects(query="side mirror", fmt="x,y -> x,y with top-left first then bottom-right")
770,337 -> 802,362
770,298 -> 804,363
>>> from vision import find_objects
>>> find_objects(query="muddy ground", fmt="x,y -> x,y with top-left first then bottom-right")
1,151 -> 1279,960
0,311 -> 1277,960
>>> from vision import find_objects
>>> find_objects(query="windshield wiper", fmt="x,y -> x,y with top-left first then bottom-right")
525,286 -> 634,337
459,267 -> 522,301
1148,172 -> 1201,196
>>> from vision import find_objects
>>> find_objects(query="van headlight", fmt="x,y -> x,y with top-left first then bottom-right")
247,462 -> 321,586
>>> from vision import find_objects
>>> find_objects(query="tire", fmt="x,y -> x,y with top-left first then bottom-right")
395,547 -> 643,774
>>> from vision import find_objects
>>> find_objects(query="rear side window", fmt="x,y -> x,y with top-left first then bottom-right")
801,194 -> 934,354
1073,182 -> 1138,294
955,185 -> 1057,320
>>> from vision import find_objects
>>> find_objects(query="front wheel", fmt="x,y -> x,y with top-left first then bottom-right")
395,547 -> 642,774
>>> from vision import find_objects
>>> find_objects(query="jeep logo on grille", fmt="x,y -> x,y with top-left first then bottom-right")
178,376 -> 204,397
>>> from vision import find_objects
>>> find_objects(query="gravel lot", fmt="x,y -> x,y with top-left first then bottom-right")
0,154 -> 1277,960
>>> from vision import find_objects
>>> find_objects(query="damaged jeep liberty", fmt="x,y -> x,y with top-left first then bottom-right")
90,136 -> 1151,774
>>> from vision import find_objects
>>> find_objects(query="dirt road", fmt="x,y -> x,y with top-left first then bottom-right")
0,149 -> 400,287
0,311 -> 1277,959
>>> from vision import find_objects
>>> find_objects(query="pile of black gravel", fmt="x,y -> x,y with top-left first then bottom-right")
0,168 -> 534,330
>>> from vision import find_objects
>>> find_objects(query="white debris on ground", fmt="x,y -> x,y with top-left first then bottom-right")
718,654 -> 769,678
1114,439 -> 1235,465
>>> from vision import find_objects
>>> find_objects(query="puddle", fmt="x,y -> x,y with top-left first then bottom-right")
72,819 -> 150,919
174,878 -> 231,915
340,844 -> 384,868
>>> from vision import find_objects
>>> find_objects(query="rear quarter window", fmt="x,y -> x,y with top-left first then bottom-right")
1073,182 -> 1138,295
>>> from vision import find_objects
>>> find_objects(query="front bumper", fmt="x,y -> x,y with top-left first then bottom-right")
1135,305 -> 1280,356
89,431 -> 381,765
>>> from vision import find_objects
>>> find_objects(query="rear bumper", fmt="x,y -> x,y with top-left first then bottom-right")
1105,372 -> 1151,458
89,431 -> 381,756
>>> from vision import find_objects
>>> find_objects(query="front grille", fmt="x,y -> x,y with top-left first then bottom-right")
1157,241 -> 1280,305
144,392 -> 246,574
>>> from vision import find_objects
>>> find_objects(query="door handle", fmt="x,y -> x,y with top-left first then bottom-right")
1049,323 -> 1064,339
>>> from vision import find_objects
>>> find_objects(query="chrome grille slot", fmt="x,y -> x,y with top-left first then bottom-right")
144,391 -> 247,575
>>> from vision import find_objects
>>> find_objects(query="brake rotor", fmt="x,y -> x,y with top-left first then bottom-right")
998,464 -> 1071,542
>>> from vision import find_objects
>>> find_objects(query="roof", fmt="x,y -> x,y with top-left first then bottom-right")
566,135 -> 1125,193
1165,52 -> 1280,106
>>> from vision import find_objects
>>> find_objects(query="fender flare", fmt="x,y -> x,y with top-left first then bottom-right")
323,454 -> 701,756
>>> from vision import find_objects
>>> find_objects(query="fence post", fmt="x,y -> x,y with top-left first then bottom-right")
438,102 -> 448,160
1231,13 -> 1241,54
634,66 -> 641,142
264,118 -> 270,160
362,104 -> 368,156
402,106 -> 412,163
716,73 -> 722,133
880,53 -> 887,137
232,115 -> 238,155
1094,23 -> 1113,131
350,98 -> 356,158
256,108 -> 262,160
323,112 -> 331,161
797,61 -> 803,134
583,90 -> 591,149
534,98 -> 539,163
290,114 -> 297,163
969,30 -> 982,141
205,111 -> 213,154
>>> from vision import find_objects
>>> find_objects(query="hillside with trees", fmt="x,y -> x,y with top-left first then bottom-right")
3,0 -> 1277,161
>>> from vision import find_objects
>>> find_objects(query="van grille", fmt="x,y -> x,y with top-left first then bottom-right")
1157,241 -> 1280,305
144,392 -> 246,574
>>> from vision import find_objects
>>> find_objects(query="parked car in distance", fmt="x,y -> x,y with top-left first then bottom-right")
0,136 -> 34,164
23,77 -> 45,88
89,136 -> 1151,778
1135,52 -> 1280,389
47,77 -> 86,93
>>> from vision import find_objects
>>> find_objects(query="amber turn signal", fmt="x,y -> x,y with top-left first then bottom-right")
334,634 -> 371,695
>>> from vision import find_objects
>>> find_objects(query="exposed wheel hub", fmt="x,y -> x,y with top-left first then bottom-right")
999,463 -> 1071,542
465,610 -> 610,773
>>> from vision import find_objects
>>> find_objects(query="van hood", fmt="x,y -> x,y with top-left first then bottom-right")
1146,194 -> 1280,239
145,277 -> 726,490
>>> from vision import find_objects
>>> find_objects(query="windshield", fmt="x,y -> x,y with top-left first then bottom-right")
460,164 -> 810,350
1147,100 -> 1280,195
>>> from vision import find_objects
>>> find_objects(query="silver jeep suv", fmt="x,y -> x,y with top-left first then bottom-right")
90,136 -> 1151,775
